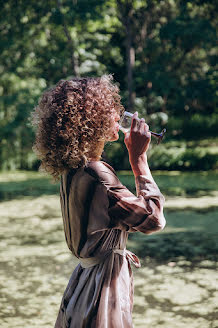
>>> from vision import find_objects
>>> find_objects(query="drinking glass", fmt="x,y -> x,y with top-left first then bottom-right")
119,111 -> 166,144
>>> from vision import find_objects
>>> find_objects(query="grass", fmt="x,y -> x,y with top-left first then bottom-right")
0,171 -> 59,201
118,170 -> 218,197
0,170 -> 217,327
128,210 -> 218,262
0,169 -> 217,200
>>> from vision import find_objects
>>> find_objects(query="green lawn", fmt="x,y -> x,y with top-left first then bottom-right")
118,170 -> 218,197
0,170 -> 217,328
0,169 -> 217,200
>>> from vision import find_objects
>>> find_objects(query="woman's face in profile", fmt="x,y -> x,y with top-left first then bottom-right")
107,110 -> 120,142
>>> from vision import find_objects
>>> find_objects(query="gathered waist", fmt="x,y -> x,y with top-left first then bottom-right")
78,247 -> 141,269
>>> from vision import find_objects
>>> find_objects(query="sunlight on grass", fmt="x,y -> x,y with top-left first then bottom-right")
0,170 -> 47,182
0,170 -> 217,327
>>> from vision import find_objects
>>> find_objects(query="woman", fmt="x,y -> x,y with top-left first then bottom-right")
31,74 -> 166,328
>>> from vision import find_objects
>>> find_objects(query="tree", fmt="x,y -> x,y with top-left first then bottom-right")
0,0 -> 217,170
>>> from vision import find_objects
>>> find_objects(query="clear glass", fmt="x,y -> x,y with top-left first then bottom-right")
119,111 -> 166,144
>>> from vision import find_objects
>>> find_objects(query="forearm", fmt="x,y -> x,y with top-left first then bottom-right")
130,154 -> 166,232
130,153 -> 154,182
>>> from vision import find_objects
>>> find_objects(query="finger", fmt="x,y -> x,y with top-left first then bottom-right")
147,131 -> 151,140
142,122 -> 150,137
131,112 -> 138,130
144,123 -> 149,132
143,124 -> 151,139
139,118 -> 145,134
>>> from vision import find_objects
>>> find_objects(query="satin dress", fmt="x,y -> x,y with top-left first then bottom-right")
54,160 -> 165,328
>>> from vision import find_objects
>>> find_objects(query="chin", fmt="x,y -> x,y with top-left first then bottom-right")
109,132 -> 119,142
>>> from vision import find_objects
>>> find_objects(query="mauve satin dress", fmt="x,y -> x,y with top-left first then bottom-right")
54,160 -> 165,328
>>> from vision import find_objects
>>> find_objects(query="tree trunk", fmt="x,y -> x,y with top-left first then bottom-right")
117,0 -> 135,111
126,19 -> 135,111
57,0 -> 80,77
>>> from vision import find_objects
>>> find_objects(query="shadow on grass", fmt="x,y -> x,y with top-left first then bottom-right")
128,230 -> 217,264
118,171 -> 218,197
128,208 -> 218,265
0,178 -> 59,201
1,170 -> 217,201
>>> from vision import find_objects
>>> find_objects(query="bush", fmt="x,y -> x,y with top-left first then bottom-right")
148,141 -> 218,170
166,113 -> 218,140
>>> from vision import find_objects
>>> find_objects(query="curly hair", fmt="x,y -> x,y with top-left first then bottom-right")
30,74 -> 124,181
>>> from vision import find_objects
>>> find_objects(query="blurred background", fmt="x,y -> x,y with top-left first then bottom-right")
0,1 -> 217,327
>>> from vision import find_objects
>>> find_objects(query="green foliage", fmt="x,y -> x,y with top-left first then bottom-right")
148,140 -> 218,171
166,113 -> 218,140
104,137 -> 218,171
0,0 -> 217,170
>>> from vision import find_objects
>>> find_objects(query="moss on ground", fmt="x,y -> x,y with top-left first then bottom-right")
0,171 -> 217,327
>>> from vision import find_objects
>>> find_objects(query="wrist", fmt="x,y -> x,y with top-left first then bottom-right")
130,153 -> 148,177
130,153 -> 147,166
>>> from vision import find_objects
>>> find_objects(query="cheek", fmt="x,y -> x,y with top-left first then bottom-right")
109,120 -> 115,131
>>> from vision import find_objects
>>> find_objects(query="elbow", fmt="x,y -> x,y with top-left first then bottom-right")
131,201 -> 166,234
147,198 -> 166,233
144,213 -> 166,235
158,212 -> 166,230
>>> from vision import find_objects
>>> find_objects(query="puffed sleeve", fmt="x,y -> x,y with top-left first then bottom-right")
85,162 -> 166,235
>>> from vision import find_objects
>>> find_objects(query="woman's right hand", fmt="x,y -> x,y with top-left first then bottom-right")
124,112 -> 151,163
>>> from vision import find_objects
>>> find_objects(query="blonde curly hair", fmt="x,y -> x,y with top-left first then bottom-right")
31,74 -> 124,181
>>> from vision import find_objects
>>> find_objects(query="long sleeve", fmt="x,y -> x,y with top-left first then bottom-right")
85,162 -> 166,235
107,175 -> 165,234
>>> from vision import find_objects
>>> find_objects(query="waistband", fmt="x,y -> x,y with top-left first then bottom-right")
78,248 -> 141,269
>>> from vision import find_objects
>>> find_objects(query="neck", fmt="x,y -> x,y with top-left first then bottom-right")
88,140 -> 105,161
